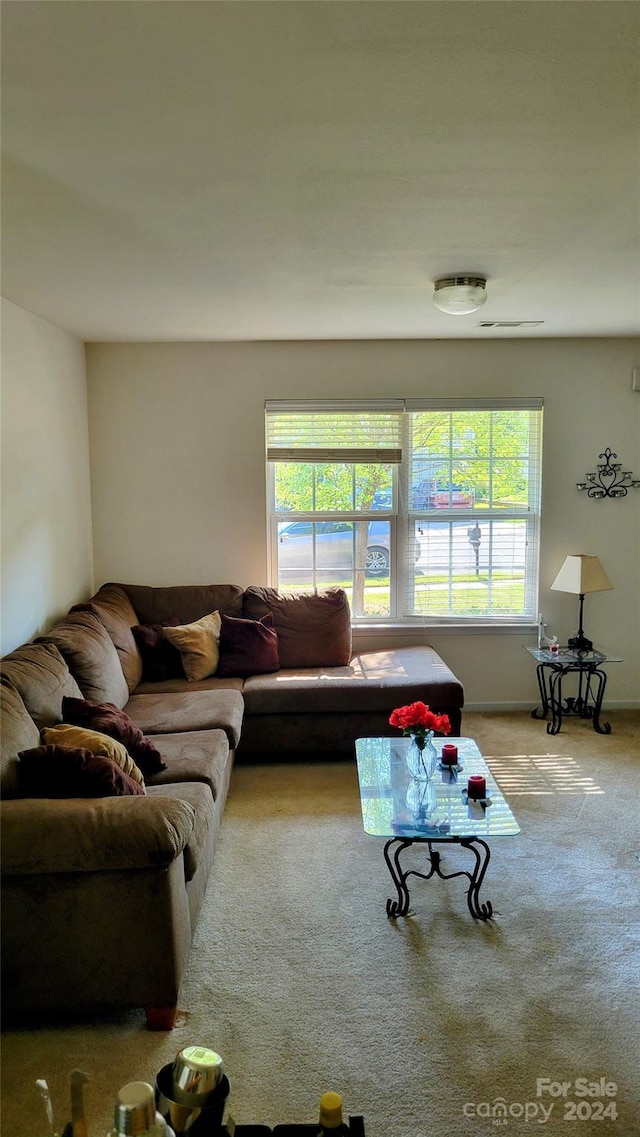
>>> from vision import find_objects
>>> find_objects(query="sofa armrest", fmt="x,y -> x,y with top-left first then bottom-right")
0,796 -> 195,876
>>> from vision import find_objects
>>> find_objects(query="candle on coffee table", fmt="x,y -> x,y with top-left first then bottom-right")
441,744 -> 459,765
467,774 -> 486,800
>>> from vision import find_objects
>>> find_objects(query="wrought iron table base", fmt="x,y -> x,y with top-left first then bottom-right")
383,835 -> 493,921
532,661 -> 611,735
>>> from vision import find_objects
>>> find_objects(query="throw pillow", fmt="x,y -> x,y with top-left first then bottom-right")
61,695 -> 167,775
164,611 -> 222,682
131,619 -> 184,683
217,612 -> 280,679
18,745 -> 146,797
40,724 -> 145,786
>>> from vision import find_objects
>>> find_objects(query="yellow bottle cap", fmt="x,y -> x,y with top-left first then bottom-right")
319,1092 -> 344,1129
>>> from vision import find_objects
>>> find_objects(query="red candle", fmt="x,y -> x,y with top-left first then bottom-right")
441,744 -> 459,765
467,774 -> 486,800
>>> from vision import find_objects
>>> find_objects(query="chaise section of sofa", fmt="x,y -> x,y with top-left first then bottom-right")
239,646 -> 463,754
237,586 -> 463,752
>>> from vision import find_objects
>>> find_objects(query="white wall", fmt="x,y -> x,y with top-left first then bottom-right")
1,299 -> 93,654
87,338 -> 640,708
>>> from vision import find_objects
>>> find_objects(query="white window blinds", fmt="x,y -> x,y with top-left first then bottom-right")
266,400 -> 403,464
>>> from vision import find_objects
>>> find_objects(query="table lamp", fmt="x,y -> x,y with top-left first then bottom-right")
550,554 -> 613,652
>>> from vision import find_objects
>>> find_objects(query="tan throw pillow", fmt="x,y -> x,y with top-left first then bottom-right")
163,611 -> 222,682
41,724 -> 145,786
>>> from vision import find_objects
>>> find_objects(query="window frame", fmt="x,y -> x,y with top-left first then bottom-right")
266,398 -> 543,628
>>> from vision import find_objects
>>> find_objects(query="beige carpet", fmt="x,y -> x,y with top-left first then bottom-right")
2,711 -> 640,1137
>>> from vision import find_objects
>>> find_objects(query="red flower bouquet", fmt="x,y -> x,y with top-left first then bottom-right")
389,701 -> 451,750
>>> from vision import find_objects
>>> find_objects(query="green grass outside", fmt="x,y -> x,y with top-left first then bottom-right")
283,572 -> 525,618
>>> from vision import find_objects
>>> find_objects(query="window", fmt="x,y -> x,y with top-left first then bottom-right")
266,398 -> 543,625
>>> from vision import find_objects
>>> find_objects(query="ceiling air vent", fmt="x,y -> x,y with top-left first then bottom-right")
477,320 -> 544,328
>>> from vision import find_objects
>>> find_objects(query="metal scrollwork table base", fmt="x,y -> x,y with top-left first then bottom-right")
525,646 -> 622,735
384,834 -> 493,920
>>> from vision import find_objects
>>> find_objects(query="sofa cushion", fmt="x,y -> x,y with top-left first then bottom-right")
0,681 -> 41,798
241,646 -> 465,716
124,688 -> 245,748
17,745 -> 146,798
41,724 -> 145,786
242,586 -> 352,668
121,583 -> 245,626
132,619 -> 184,683
134,674 -> 244,695
144,729 -> 230,799
0,642 -> 84,730
164,611 -> 222,682
61,696 -> 167,776
217,613 -> 280,679
38,610 -> 129,709
147,781 -> 215,883
73,584 -> 143,693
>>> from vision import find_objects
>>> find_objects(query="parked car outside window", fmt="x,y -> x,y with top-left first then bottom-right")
412,481 -> 474,509
278,519 -> 392,577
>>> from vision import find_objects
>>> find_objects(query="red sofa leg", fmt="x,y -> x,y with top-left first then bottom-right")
145,1004 -> 178,1031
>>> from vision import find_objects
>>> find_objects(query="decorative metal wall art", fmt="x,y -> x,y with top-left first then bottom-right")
577,448 -> 640,499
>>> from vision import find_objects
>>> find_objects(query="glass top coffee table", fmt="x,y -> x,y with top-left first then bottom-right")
355,736 -> 520,921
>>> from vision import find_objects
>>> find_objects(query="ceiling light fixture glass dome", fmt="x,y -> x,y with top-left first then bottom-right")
433,275 -> 488,315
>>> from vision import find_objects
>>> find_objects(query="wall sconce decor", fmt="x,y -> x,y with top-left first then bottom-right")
577,448 -> 640,498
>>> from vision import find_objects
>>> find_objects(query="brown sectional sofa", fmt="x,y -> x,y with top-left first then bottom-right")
1,582 -> 463,1028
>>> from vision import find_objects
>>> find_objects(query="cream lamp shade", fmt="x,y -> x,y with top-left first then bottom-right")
550,554 -> 613,651
550,555 -> 613,595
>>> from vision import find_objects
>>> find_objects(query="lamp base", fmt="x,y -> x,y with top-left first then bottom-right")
568,633 -> 593,652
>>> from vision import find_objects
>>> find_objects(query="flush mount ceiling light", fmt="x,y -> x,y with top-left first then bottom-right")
433,275 -> 488,315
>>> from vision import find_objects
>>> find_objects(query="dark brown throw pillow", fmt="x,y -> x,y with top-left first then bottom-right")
131,619 -> 184,683
217,613 -> 280,679
61,696 -> 167,775
17,745 -> 146,797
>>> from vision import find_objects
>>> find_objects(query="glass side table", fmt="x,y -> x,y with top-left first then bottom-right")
525,646 -> 622,735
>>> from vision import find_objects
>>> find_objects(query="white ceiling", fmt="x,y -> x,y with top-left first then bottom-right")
2,1 -> 639,342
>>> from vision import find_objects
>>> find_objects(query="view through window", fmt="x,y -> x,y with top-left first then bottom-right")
266,399 -> 543,624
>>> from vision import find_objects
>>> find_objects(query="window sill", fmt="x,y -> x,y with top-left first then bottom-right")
352,622 -> 537,637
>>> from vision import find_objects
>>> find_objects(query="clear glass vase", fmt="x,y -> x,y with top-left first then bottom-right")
405,733 -> 438,780
406,776 -> 437,818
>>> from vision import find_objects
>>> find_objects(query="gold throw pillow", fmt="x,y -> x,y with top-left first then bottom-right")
41,724 -> 145,786
163,611 -> 222,682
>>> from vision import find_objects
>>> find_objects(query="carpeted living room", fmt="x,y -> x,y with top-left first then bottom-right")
2,2 -> 639,1136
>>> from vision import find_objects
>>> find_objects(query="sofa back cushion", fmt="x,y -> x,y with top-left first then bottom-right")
0,641 -> 83,729
121,583 -> 244,626
242,587 -> 352,668
0,680 -> 41,797
72,584 -> 143,693
38,610 -> 129,709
